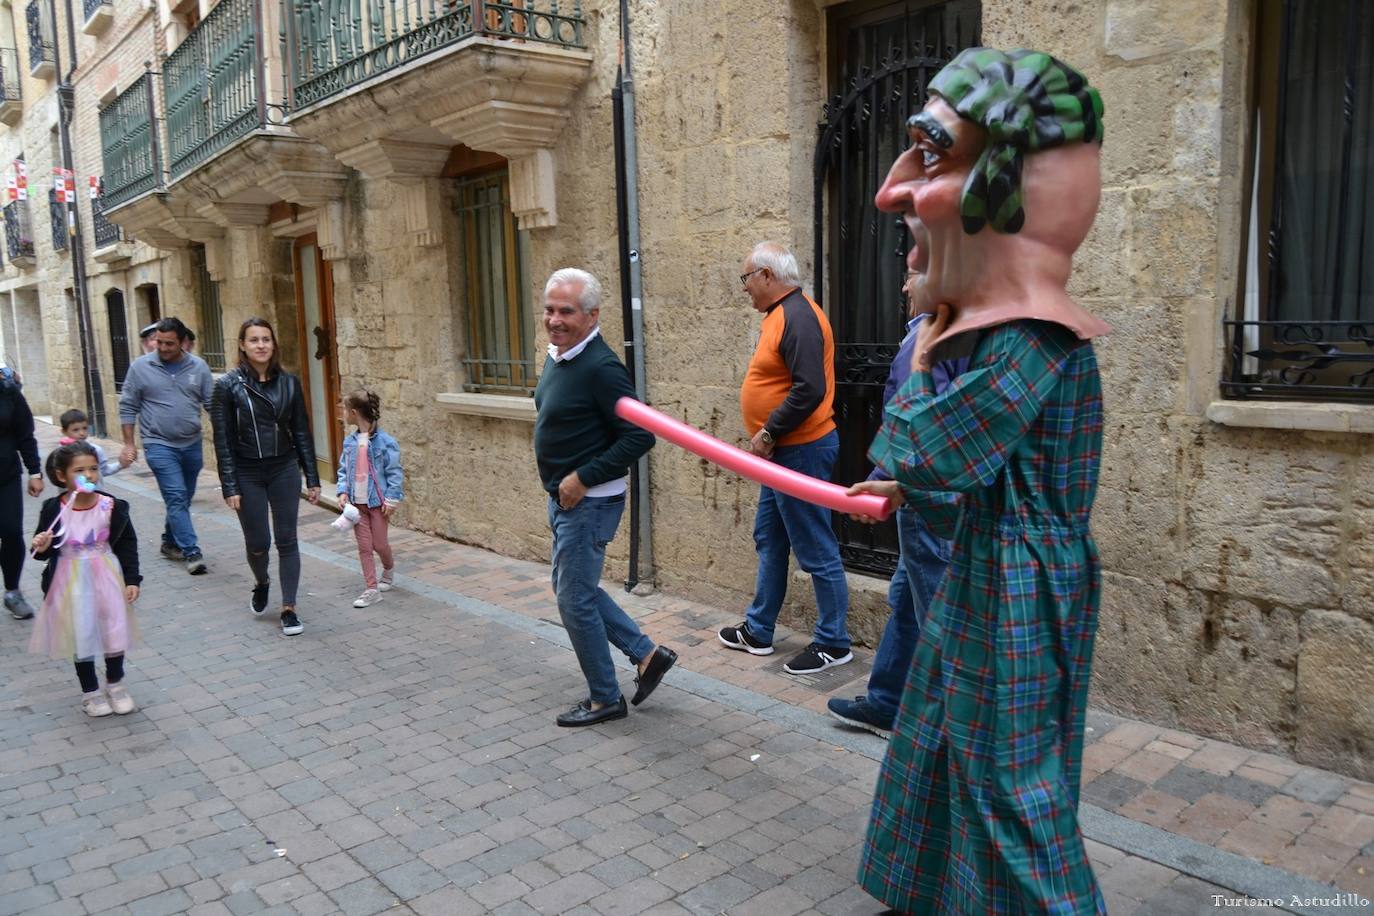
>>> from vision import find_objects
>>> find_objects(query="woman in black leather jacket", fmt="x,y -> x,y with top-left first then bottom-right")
210,317 -> 321,637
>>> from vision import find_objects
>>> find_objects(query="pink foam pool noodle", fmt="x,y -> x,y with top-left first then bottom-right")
615,397 -> 892,521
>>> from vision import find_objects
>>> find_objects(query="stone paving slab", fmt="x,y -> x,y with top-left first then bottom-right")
0,422 -> 1365,915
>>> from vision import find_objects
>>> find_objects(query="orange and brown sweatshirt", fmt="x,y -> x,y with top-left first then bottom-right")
740,288 -> 836,447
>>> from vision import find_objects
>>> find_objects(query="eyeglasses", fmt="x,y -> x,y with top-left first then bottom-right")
739,267 -> 765,286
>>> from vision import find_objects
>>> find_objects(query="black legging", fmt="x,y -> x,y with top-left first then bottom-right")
234,455 -> 302,606
0,475 -> 23,591
75,654 -> 125,693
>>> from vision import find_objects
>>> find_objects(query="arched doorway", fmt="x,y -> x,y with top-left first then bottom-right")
814,0 -> 979,576
106,289 -> 130,392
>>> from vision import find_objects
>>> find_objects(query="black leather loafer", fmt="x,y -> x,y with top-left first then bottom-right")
631,645 -> 678,707
556,696 -> 628,727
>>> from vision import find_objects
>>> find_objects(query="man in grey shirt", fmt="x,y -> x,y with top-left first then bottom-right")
119,318 -> 214,574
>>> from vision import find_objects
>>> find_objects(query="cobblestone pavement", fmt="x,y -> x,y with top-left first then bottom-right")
0,423 -> 1366,915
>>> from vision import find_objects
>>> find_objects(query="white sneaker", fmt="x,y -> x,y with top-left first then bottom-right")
378,568 -> 394,592
106,682 -> 137,715
353,589 -> 383,608
82,691 -> 114,717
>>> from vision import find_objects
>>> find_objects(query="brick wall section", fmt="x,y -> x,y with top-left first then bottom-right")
0,0 -> 183,433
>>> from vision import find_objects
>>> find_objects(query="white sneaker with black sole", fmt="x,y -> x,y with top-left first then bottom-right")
718,622 -> 774,656
783,642 -> 853,675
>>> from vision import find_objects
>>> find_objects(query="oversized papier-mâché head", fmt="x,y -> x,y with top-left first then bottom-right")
876,47 -> 1112,365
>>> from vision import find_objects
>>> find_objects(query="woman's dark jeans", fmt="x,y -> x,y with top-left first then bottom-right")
234,455 -> 303,606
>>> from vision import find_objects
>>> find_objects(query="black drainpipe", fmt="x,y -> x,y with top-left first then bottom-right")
612,78 -> 638,591
613,0 -> 653,591
55,0 -> 105,433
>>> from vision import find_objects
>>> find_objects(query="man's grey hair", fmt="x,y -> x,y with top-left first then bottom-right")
749,242 -> 801,287
545,268 -> 602,313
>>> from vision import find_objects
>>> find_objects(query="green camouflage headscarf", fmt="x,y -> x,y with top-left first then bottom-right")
924,47 -> 1104,235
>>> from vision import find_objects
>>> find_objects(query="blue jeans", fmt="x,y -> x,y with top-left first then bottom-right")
144,441 -> 203,558
744,430 -> 850,649
548,494 -> 653,705
866,505 -> 951,721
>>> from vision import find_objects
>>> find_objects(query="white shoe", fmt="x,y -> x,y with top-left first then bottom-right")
353,589 -> 383,608
378,568 -> 394,592
82,691 -> 114,717
106,682 -> 137,715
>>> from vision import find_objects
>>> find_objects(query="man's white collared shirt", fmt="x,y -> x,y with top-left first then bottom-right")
548,326 -> 601,363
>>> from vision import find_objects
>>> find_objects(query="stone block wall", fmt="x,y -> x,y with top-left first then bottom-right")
982,0 -> 1374,778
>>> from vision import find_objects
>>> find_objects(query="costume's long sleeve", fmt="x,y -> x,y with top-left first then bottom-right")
869,321 -> 1074,495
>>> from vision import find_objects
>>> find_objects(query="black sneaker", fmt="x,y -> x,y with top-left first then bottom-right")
827,695 -> 894,738
718,622 -> 774,656
280,610 -> 303,636
250,583 -> 270,616
784,642 -> 853,675
183,552 -> 207,575
159,542 -> 183,561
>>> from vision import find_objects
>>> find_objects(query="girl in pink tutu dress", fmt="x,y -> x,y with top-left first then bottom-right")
29,441 -> 142,717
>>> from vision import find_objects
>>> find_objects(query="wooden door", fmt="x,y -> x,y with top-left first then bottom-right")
293,234 -> 341,490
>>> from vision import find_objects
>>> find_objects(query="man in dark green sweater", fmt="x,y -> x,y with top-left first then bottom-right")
534,268 -> 677,727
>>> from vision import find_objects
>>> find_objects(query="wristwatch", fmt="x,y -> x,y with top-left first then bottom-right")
759,428 -> 774,447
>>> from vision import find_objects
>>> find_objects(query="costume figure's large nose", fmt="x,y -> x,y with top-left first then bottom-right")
875,144 -> 925,214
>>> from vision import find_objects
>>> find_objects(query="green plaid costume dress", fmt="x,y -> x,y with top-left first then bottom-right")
858,319 -> 1106,915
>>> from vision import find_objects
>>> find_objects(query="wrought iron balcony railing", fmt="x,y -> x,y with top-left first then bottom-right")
164,0 -> 269,181
48,188 -> 67,252
26,0 -> 54,76
1222,320 -> 1374,402
99,74 -> 163,209
0,47 -> 19,108
4,200 -> 35,263
91,186 -> 121,248
285,0 -> 586,111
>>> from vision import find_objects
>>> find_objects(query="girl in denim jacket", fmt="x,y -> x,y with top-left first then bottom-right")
337,390 -> 404,607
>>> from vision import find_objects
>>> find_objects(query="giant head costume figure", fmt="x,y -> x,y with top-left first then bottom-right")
876,48 -> 1111,367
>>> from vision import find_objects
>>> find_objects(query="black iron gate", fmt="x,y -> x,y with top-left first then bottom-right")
814,0 -> 978,577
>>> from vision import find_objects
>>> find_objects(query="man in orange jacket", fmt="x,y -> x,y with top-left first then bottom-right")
718,241 -> 852,676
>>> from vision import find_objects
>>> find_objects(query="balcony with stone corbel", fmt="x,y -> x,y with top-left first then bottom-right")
97,0 -> 347,257
280,0 -> 592,247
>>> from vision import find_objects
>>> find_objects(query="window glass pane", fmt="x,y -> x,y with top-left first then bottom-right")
456,171 -> 532,394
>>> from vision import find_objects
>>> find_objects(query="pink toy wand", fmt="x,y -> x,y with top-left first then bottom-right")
614,397 -> 893,521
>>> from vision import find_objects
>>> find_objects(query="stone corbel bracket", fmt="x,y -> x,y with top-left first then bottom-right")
335,140 -> 451,248
287,39 -> 593,231
101,192 -> 222,251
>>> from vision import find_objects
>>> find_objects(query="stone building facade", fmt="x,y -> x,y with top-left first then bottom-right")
0,0 -> 195,427
40,0 -> 1367,780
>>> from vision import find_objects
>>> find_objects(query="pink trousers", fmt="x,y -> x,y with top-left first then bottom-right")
354,505 -> 394,589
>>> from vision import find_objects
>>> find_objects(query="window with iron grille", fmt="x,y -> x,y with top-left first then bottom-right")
1225,0 -> 1374,402
48,187 -> 66,252
190,243 -> 225,371
454,171 -> 535,394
